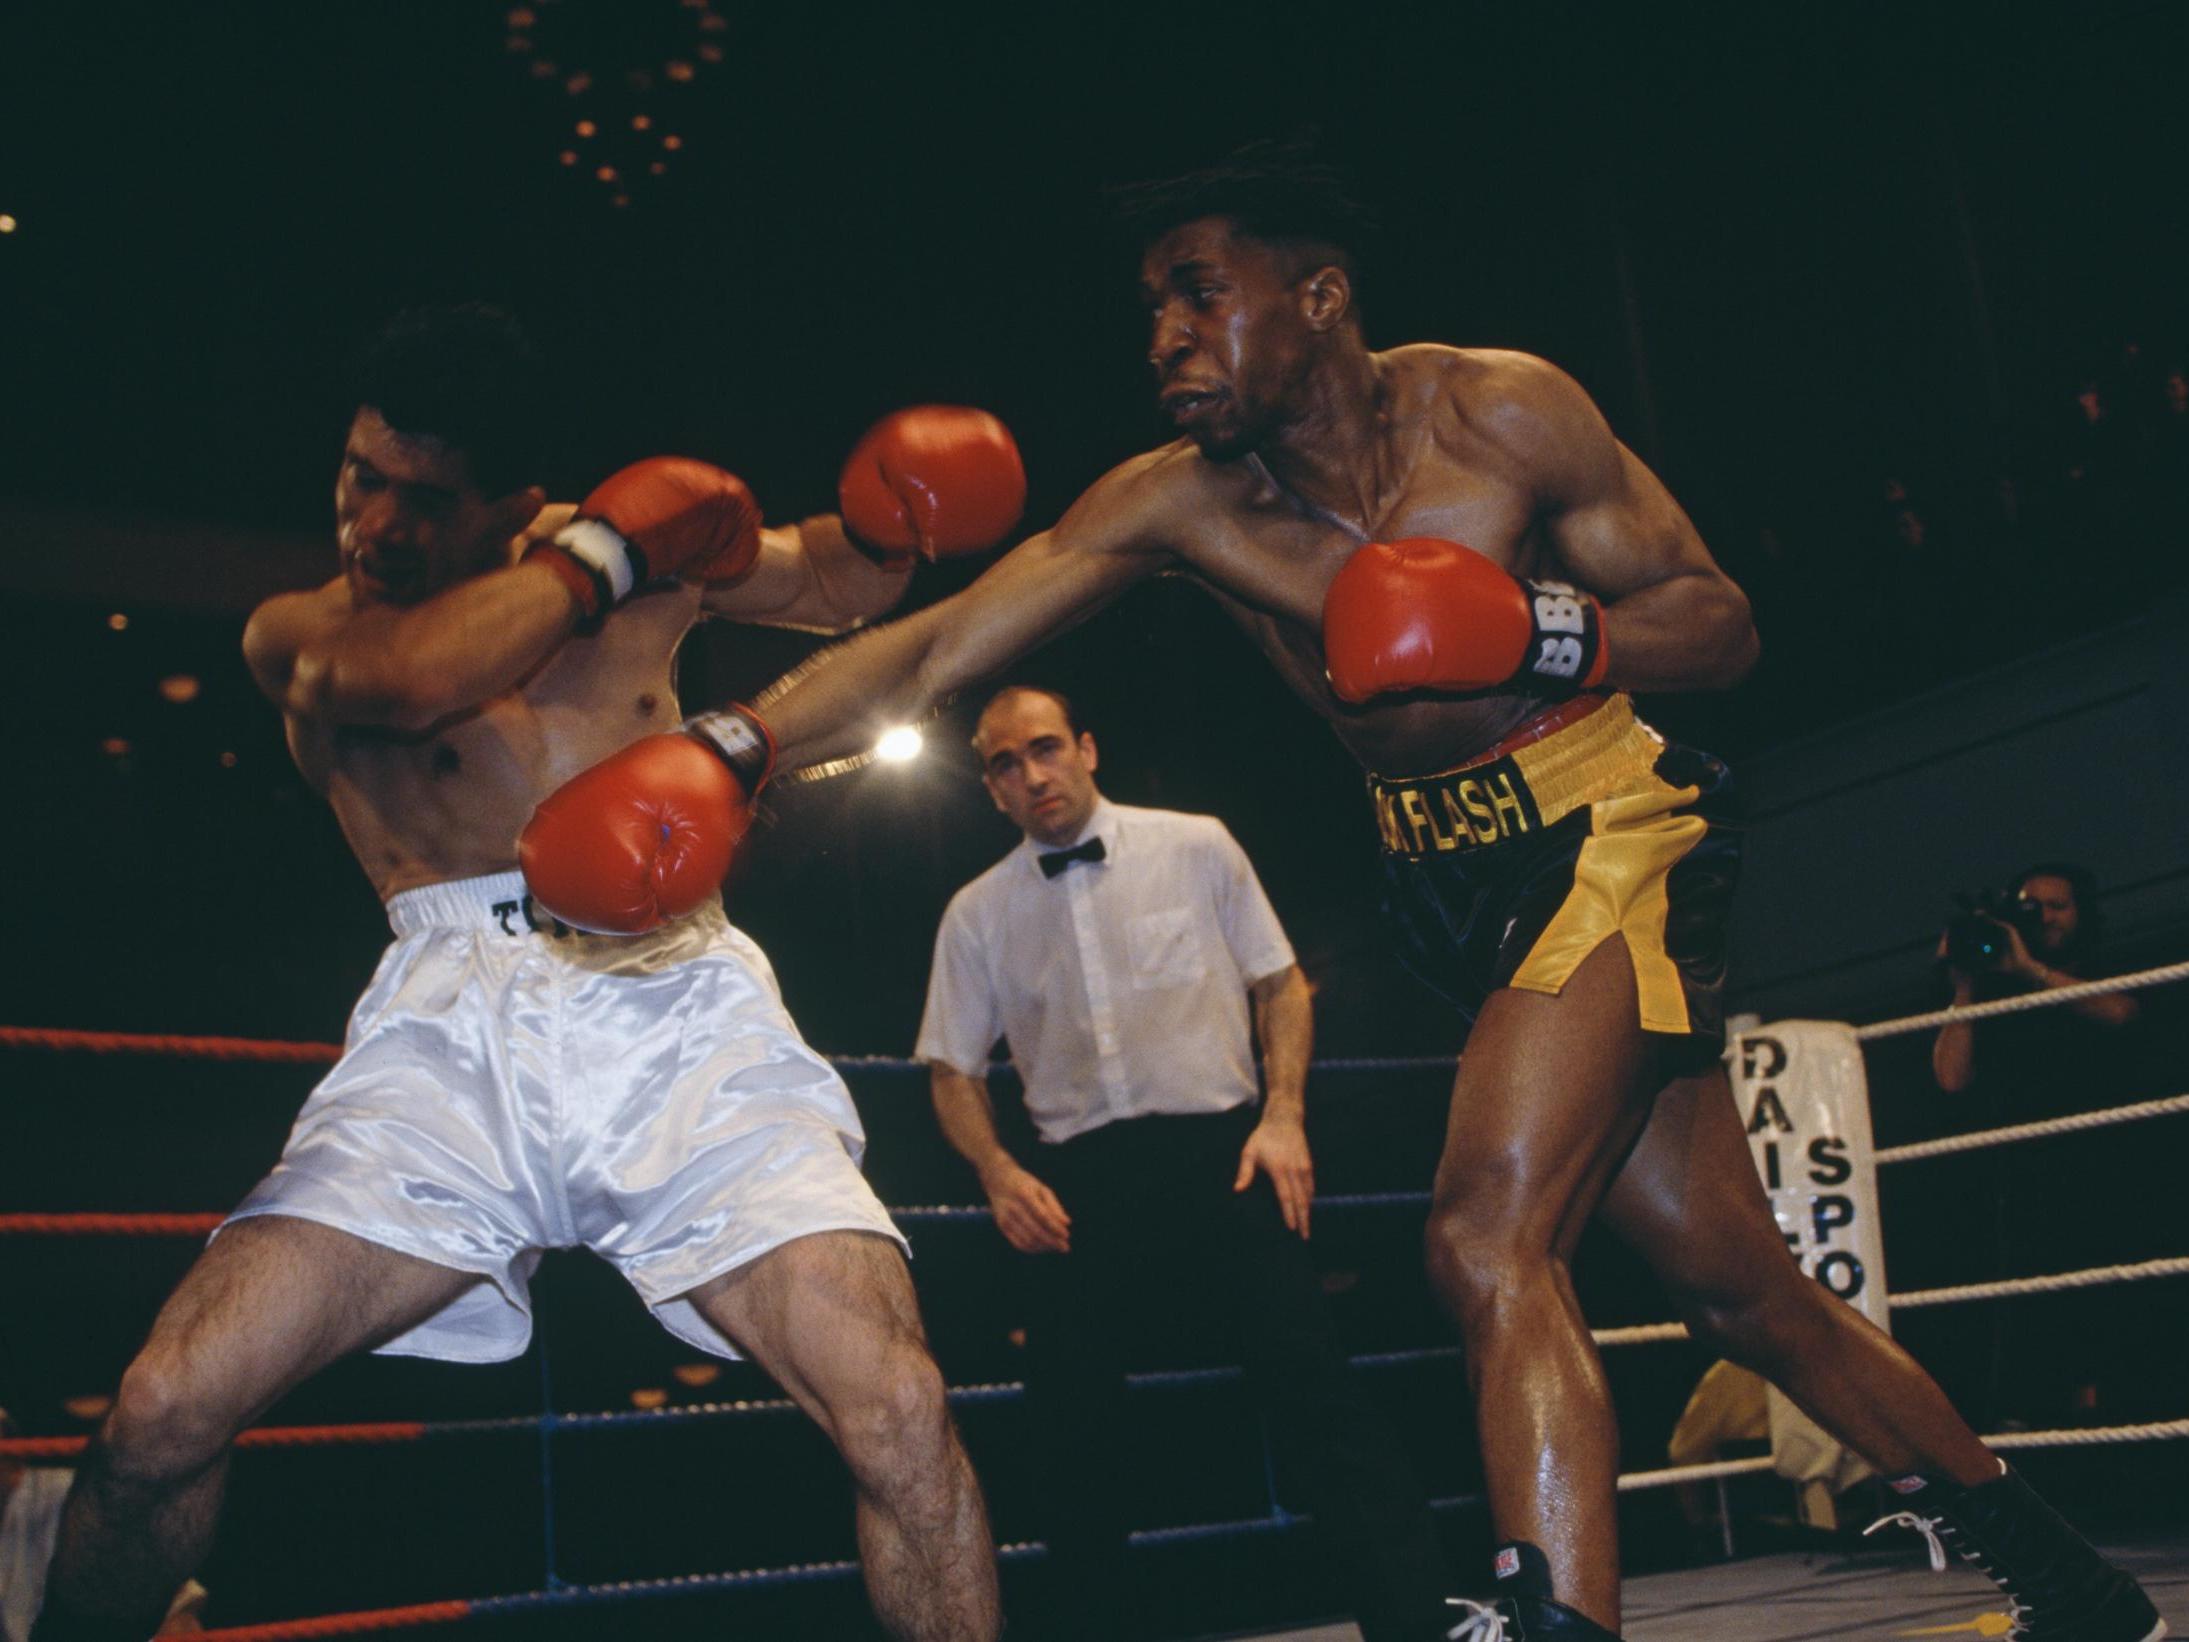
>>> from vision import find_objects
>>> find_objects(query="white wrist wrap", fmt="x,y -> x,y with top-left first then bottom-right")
551,517 -> 640,605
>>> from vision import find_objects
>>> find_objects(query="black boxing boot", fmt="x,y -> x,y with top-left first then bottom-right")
1864,1463 -> 2166,1641
1444,1542 -> 1624,1640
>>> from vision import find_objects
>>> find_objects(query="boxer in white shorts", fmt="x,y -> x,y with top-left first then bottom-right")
227,876 -> 901,1365
31,306 -> 1013,1642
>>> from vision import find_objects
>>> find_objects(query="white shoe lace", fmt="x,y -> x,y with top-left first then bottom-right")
1865,1509 -> 1951,1572
1864,1511 -> 2035,1637
1445,1597 -> 1509,1641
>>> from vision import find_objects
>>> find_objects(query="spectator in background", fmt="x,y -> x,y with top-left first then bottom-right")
1931,861 -> 2137,1105
1929,862 -> 2149,1427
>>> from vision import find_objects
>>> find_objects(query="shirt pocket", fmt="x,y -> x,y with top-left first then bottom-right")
1126,906 -> 1207,989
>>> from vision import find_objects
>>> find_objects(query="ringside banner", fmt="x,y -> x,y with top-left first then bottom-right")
1730,1020 -> 1888,1497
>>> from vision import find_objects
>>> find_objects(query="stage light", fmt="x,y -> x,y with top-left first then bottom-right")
875,726 -> 923,763
157,674 -> 201,704
107,612 -> 129,631
631,113 -> 652,131
0,215 -> 19,234
661,134 -> 684,151
558,150 -> 577,167
101,737 -> 131,758
665,59 -> 695,82
219,751 -> 238,768
575,119 -> 596,138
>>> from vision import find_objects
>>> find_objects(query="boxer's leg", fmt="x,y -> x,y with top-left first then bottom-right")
1420,936 -> 1663,1631
687,1230 -> 999,1642
1598,1065 -> 1998,1482
36,1216 -> 476,1640
1604,1070 -> 2165,1640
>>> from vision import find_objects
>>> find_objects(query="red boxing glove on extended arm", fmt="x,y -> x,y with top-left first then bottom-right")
518,706 -> 776,934
838,406 -> 1026,562
1322,537 -> 1610,703
525,458 -> 762,629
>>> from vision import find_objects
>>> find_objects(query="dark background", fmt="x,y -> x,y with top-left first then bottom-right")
2,0 -> 2185,1054
3,2 -> 2186,1633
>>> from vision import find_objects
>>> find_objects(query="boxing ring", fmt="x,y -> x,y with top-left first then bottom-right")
6,960 -> 2188,1639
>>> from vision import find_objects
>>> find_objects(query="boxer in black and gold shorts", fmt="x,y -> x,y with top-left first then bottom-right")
1372,693 -> 1740,1074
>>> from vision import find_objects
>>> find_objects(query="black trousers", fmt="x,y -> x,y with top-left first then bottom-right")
1019,1106 -> 1451,1640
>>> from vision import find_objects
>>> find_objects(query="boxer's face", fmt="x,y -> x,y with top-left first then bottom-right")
334,407 -> 533,606
2018,873 -> 2080,954
977,692 -> 1100,847
1142,217 -> 1337,460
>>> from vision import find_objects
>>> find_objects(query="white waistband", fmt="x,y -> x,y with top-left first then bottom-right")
384,872 -> 539,936
384,871 -> 727,940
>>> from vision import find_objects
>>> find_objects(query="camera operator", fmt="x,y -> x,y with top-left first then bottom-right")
1931,862 -> 2137,1100
1928,862 -> 2149,1429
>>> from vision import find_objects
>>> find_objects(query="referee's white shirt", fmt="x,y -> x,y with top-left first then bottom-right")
916,798 -> 1298,1145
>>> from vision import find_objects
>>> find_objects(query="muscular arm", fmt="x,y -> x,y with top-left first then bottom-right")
699,514 -> 915,634
1488,353 -> 1759,692
242,557 -> 583,734
750,455 -> 1178,772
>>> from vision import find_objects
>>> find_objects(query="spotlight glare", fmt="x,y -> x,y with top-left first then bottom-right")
875,726 -> 923,763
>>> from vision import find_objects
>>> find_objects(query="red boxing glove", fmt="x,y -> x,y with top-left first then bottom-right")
1322,538 -> 1610,703
518,707 -> 776,935
838,406 -> 1026,562
526,458 -> 762,629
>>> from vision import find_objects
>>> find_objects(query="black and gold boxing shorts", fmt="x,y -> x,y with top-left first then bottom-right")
1370,692 -> 1739,1064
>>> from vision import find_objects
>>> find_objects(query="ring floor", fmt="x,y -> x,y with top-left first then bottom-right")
1230,1535 -> 2189,1640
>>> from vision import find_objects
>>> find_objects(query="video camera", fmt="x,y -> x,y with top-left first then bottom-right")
1943,888 -> 2046,971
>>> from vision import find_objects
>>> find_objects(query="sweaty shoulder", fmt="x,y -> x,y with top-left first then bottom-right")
241,578 -> 349,703
1423,347 -> 1620,502
1058,440 -> 1267,561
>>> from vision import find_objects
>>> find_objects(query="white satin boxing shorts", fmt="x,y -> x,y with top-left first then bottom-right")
223,871 -> 905,1362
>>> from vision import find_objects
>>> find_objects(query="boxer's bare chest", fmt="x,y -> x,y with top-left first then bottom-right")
311,590 -> 694,899
1176,396 -> 1556,776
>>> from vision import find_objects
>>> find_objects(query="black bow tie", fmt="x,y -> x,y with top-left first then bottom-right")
1039,837 -> 1107,879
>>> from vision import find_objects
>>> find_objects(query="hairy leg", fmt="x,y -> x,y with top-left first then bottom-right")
1599,1068 -> 1999,1484
688,1232 -> 999,1642
1422,937 -> 1662,1631
39,1216 -> 476,1636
